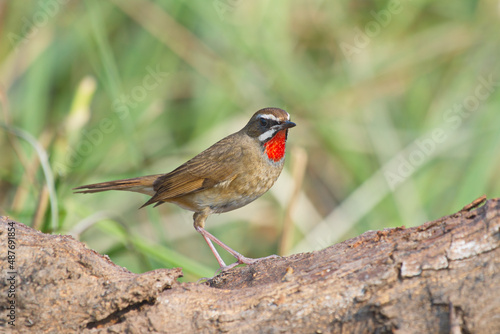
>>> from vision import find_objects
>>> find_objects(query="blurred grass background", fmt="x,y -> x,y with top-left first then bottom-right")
1,0 -> 499,280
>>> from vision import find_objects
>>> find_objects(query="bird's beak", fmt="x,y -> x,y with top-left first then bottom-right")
279,120 -> 296,130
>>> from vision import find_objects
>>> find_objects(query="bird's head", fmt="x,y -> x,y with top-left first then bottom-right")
244,107 -> 296,162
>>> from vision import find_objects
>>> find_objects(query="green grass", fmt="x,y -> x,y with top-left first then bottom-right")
1,0 -> 499,280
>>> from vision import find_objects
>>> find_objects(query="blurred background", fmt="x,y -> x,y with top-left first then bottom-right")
1,0 -> 499,280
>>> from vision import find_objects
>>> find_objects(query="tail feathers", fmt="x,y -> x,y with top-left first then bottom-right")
73,174 -> 162,196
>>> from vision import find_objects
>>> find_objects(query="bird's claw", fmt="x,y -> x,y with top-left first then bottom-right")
216,254 -> 281,273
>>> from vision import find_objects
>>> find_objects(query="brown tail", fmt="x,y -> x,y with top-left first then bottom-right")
73,174 -> 162,196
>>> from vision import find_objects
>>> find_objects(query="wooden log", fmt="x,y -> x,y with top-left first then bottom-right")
1,196 -> 499,333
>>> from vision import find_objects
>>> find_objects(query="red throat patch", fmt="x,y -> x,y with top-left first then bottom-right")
264,130 -> 287,162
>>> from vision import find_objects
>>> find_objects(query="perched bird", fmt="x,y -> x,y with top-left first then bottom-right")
74,107 -> 296,271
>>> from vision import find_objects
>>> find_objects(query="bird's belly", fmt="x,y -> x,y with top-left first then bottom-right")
170,172 -> 280,214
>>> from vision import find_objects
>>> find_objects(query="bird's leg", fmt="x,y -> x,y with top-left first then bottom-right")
197,226 -> 253,263
193,212 -> 278,271
198,229 -> 228,268
194,212 -> 227,268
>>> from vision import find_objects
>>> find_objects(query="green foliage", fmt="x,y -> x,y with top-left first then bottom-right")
1,0 -> 499,278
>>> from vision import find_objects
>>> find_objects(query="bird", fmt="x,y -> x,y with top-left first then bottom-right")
74,107 -> 296,271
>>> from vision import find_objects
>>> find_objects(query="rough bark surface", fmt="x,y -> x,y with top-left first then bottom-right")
1,197 -> 499,333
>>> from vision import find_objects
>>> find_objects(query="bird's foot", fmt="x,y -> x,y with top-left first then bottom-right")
237,254 -> 280,265
217,254 -> 281,273
215,262 -> 241,273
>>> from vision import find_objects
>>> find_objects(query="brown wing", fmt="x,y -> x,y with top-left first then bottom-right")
141,134 -> 243,207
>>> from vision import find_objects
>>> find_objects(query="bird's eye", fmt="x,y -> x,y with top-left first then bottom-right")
259,118 -> 268,127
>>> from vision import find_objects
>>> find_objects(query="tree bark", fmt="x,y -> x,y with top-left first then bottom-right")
1,197 -> 499,333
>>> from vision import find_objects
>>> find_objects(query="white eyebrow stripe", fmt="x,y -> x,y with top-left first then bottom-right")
259,114 -> 280,122
258,129 -> 276,141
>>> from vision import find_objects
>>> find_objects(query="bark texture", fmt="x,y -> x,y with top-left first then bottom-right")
1,197 -> 499,333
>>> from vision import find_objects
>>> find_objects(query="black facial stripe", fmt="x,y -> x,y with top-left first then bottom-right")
258,117 -> 280,129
